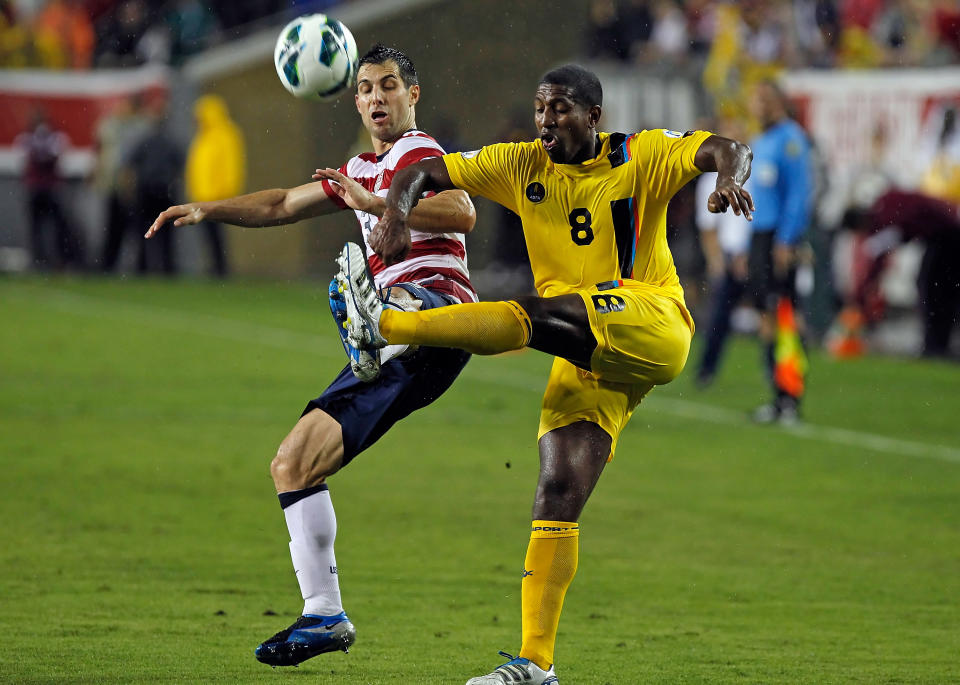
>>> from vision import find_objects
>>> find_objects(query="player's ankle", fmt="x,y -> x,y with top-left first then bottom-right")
519,650 -> 552,672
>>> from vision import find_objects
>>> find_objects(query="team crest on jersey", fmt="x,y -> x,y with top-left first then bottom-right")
525,182 -> 546,203
460,149 -> 480,159
663,130 -> 682,138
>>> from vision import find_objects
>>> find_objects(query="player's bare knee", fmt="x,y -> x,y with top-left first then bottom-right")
270,438 -> 307,490
538,476 -> 576,502
532,475 -> 586,520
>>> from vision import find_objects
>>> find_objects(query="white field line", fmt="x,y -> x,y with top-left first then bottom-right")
646,398 -> 960,465
8,286 -> 960,465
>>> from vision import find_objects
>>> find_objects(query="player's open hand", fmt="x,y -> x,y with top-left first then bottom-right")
145,204 -> 206,239
312,168 -> 379,213
370,209 -> 411,266
708,180 -> 754,221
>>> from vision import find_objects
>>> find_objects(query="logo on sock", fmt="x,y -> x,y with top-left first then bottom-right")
521,568 -> 534,578
329,565 -> 338,574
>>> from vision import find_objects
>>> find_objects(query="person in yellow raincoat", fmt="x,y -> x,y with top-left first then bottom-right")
185,94 -> 246,276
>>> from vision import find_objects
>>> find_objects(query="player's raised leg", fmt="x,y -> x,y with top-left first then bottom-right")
256,409 -> 355,667
337,241 -> 597,365
330,261 -> 425,383
329,277 -> 382,382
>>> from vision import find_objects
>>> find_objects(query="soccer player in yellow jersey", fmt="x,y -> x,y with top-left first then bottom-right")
335,64 -> 754,685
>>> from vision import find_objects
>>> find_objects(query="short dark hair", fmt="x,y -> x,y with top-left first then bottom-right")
539,64 -> 602,108
358,43 -> 418,87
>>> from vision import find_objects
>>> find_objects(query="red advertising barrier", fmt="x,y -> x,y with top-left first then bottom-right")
782,68 -> 960,191
0,66 -> 169,173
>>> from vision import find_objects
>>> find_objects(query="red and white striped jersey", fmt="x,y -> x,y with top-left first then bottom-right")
320,129 -> 477,304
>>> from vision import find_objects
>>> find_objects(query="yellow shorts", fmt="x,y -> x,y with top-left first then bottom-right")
537,281 -> 694,457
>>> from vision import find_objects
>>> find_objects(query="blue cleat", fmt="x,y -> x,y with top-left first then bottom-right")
335,242 -> 387,352
255,612 -> 356,667
328,276 -> 380,382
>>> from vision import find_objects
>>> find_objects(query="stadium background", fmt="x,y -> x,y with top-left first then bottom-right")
1,1 -> 959,683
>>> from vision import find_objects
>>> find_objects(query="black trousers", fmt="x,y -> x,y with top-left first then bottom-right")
697,266 -> 747,382
918,232 -> 960,357
28,189 -> 84,269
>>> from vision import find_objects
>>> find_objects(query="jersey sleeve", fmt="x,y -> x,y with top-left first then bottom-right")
443,143 -> 523,213
632,129 -> 713,202
320,161 -> 350,210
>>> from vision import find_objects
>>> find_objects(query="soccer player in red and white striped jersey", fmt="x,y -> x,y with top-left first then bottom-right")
145,44 -> 476,667
317,129 -> 476,307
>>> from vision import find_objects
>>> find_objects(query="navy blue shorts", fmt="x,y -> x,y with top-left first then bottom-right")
302,283 -> 471,466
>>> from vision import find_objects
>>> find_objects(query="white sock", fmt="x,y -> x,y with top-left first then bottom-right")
282,487 -> 344,616
379,293 -> 421,364
379,342 -> 409,364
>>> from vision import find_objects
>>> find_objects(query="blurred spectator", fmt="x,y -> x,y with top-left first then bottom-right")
0,0 -> 30,67
932,3 -> 960,60
94,0 -> 166,67
829,120 -> 896,252
648,0 -> 688,63
744,80 -> 815,423
919,106 -> 960,205
844,189 -> 960,358
703,1 -> 789,119
842,0 -> 886,30
871,0 -> 932,67
15,108 -> 85,270
127,99 -> 183,274
584,0 -> 628,62
96,93 -> 152,272
212,0 -> 284,31
185,94 -> 245,277
792,0 -> 842,68
685,0 -> 716,56
165,0 -> 217,64
694,118 -> 754,387
582,0 -> 954,72
621,0 -> 654,59
33,0 -> 94,68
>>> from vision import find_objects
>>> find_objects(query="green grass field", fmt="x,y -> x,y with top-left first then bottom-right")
2,276 -> 959,684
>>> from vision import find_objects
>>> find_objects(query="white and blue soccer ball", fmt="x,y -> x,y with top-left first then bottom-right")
273,14 -> 358,101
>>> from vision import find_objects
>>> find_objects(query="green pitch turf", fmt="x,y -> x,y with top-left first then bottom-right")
1,276 -> 958,684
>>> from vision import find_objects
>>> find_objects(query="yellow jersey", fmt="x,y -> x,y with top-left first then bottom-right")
443,129 -> 711,311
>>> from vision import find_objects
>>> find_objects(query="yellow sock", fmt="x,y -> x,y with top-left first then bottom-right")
379,300 -> 531,355
519,520 -> 579,671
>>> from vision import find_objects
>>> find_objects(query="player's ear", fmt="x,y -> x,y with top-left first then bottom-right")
589,104 -> 602,128
408,84 -> 420,106
355,92 -> 361,114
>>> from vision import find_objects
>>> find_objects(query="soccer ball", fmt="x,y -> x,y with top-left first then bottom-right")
273,14 -> 358,101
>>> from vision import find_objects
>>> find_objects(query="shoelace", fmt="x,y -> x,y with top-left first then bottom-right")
493,651 -> 534,682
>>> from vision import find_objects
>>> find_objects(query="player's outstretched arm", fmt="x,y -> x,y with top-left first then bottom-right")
312,167 -> 474,235
694,135 -> 755,221
144,182 -> 340,238
373,158 -> 455,265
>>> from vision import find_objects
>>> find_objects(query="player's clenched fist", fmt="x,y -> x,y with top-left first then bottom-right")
707,181 -> 754,221
370,209 -> 411,266
145,204 -> 207,239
